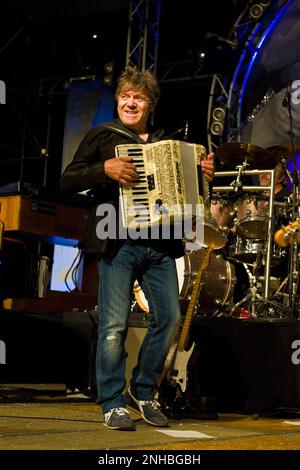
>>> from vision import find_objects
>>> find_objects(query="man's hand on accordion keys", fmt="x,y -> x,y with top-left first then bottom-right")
201,152 -> 215,183
104,156 -> 139,185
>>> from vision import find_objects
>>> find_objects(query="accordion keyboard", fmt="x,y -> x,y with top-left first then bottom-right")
116,140 -> 205,229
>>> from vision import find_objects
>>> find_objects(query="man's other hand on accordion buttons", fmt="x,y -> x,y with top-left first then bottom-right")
201,152 -> 215,183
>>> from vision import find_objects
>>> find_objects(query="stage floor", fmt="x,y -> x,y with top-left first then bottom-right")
1,386 -> 300,452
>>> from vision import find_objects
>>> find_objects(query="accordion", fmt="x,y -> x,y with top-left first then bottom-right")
115,139 -> 206,229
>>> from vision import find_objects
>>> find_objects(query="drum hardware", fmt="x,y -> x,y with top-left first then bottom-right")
201,153 -> 274,249
229,253 -> 289,319
214,162 -> 300,317
213,167 -> 276,302
247,297 -> 290,319
229,253 -> 286,317
230,161 -> 249,193
214,163 -> 295,317
229,255 -> 265,317
272,276 -> 290,309
257,276 -> 283,297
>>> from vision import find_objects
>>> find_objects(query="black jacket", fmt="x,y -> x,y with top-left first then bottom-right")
60,118 -> 185,259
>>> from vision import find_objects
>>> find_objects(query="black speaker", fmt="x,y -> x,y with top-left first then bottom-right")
0,310 -> 65,385
0,239 -> 38,299
191,317 -> 300,414
63,309 -> 98,395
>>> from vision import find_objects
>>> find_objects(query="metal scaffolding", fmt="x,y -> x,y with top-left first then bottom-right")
125,0 -> 161,74
207,0 -> 290,152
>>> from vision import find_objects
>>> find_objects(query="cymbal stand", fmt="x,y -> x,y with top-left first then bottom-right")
230,161 -> 249,193
229,259 -> 263,317
273,276 -> 289,307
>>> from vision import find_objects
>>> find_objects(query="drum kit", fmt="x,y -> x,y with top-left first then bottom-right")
133,141 -> 300,319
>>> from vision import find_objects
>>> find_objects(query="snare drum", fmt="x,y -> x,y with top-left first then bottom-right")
134,249 -> 236,316
230,234 -> 284,265
230,236 -> 265,264
234,195 -> 269,239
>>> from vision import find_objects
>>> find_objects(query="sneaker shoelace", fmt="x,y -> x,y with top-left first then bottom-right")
106,407 -> 129,419
139,399 -> 160,410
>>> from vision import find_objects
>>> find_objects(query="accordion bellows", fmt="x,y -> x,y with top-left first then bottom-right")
115,140 -> 206,229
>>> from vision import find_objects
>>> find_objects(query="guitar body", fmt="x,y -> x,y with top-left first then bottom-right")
168,342 -> 195,392
158,347 -> 218,420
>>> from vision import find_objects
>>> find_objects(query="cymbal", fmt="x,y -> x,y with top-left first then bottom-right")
215,142 -> 277,169
266,143 -> 300,159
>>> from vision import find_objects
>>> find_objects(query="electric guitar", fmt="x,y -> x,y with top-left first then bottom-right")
167,244 -> 214,393
274,218 -> 300,247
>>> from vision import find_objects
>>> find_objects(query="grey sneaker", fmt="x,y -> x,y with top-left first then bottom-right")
103,407 -> 135,431
125,387 -> 169,427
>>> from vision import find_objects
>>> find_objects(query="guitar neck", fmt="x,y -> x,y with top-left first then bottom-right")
177,245 -> 213,352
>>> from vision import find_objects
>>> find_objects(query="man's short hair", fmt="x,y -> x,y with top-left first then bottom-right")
115,65 -> 160,106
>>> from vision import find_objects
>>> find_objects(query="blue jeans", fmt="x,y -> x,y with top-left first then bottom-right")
96,242 -> 181,413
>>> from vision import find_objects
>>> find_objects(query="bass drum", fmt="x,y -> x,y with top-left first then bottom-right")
134,249 -> 236,317
179,250 -> 236,316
